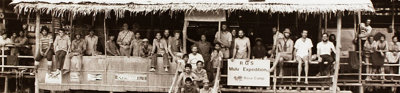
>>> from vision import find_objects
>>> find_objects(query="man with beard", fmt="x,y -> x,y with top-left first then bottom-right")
117,23 -> 134,56
232,30 -> 251,59
294,30 -> 313,84
214,24 -> 232,58
316,33 -> 336,76
269,28 -> 293,77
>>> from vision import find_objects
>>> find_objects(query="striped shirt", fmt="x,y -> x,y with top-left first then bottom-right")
40,34 -> 53,49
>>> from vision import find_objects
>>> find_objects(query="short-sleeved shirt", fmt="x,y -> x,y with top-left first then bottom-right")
152,39 -> 168,54
294,38 -> 313,57
215,31 -> 232,47
71,39 -> 86,53
210,50 -> 223,68
192,68 -> 208,81
360,23 -> 372,40
277,38 -> 294,53
106,40 -> 119,56
117,30 -> 134,48
317,41 -> 335,55
85,35 -> 98,55
40,34 -> 53,49
131,39 -> 142,56
168,37 -> 182,52
189,53 -> 204,69
54,35 -> 71,52
194,41 -> 211,56
252,45 -> 267,58
234,37 -> 250,53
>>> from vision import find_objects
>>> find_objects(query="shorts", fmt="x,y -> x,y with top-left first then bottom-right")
280,53 -> 293,61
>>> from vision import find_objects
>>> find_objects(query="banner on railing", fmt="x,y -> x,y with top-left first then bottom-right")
115,73 -> 147,82
227,59 -> 270,86
45,73 -> 62,84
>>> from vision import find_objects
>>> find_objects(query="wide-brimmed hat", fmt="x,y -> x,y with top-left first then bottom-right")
283,29 -> 291,33
142,38 -> 149,42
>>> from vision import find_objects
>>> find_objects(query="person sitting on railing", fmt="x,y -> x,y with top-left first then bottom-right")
193,61 -> 209,88
85,30 -> 99,56
63,34 -> 86,74
0,33 -> 12,55
139,38 -> 152,58
150,32 -> 169,72
10,31 -> 28,56
316,33 -> 336,76
168,30 -> 183,61
210,43 -> 223,81
106,35 -> 120,56
294,30 -> 313,84
34,26 -> 53,74
199,80 -> 212,93
177,64 -> 200,91
269,28 -> 294,78
371,34 -> 388,80
386,36 -> 400,75
364,36 -> 375,80
53,29 -> 71,74
130,32 -> 142,57
251,38 -> 267,59
271,27 -> 284,58
181,77 -> 199,93
189,46 -> 204,70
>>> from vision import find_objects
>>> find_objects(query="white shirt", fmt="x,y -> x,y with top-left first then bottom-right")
294,38 -> 313,57
0,37 -> 11,50
188,53 -> 204,69
317,41 -> 335,55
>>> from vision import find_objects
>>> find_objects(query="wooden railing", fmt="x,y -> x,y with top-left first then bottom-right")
212,61 -> 222,93
168,61 -> 181,93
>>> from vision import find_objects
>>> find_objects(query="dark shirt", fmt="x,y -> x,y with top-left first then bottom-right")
183,85 -> 198,93
252,45 -> 267,58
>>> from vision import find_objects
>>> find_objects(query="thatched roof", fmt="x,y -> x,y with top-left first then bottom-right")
11,0 -> 375,18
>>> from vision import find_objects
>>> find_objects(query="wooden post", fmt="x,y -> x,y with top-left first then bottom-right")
324,13 -> 328,33
4,76 -> 8,93
318,14 -> 322,40
357,11 -> 363,93
104,16 -> 107,56
277,14 -> 280,31
182,21 -> 189,54
35,11 -> 41,93
332,12 -> 342,93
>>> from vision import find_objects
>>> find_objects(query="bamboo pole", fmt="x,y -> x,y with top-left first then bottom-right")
324,13 -> 328,33
104,16 -> 107,56
332,12 -> 342,93
35,11 -> 41,93
277,14 -> 280,32
4,76 -> 8,93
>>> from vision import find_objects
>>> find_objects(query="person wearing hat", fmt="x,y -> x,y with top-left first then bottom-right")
251,38 -> 267,59
139,38 -> 152,57
270,28 -> 294,79
106,35 -> 120,56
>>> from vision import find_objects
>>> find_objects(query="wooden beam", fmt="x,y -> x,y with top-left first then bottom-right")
182,21 -> 189,54
104,15 -> 107,56
324,13 -> 328,33
4,76 -> 8,93
35,11 -> 41,93
357,11 -> 362,85
332,12 -> 342,93
277,14 -> 280,31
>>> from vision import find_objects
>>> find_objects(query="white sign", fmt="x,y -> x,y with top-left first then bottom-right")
115,74 -> 147,82
228,59 -> 270,86
45,73 -> 62,84
88,74 -> 103,81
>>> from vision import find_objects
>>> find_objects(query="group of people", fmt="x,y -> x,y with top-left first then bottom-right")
0,30 -> 29,66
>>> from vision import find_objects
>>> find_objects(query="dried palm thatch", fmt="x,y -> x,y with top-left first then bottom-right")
11,0 -> 375,18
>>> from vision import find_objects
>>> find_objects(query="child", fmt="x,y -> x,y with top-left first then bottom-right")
210,43 -> 223,79
176,54 -> 186,74
181,77 -> 199,93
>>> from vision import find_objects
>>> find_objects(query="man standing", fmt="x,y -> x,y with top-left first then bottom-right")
168,31 -> 183,58
269,28 -> 294,77
294,30 -> 313,84
63,34 -> 86,74
117,23 -> 134,56
150,33 -> 169,72
214,24 -> 232,58
232,30 -> 251,59
316,33 -> 336,76
53,29 -> 71,74
131,32 -> 142,57
34,27 -> 53,73
106,35 -> 120,56
85,30 -> 98,56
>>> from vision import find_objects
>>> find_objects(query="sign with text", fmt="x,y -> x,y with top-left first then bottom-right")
228,59 -> 270,86
45,73 -> 62,84
88,73 -> 103,81
115,74 -> 147,82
